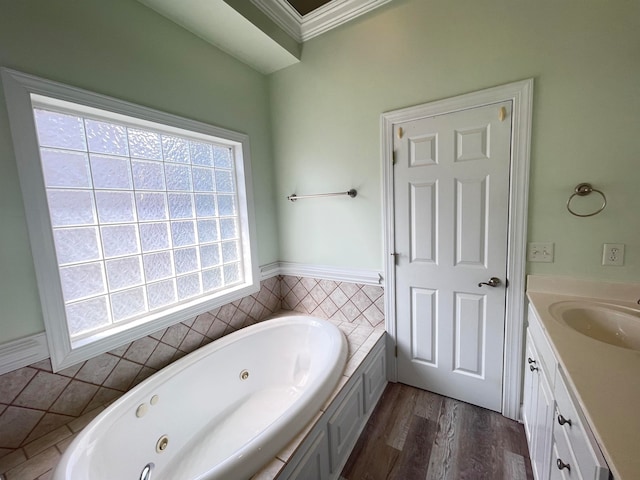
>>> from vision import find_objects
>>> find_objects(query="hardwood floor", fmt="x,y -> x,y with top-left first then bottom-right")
340,383 -> 533,480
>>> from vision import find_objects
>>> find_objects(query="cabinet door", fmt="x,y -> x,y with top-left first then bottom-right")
524,328 -> 555,480
363,344 -> 386,413
554,373 -> 610,480
522,331 -> 539,446
328,376 -> 364,473
287,429 -> 330,480
533,369 -> 555,480
550,424 -> 582,480
549,441 -> 576,480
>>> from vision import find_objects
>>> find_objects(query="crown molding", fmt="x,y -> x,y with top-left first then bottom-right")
251,0 -> 302,41
251,0 -> 392,42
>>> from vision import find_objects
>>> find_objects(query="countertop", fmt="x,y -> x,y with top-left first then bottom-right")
527,276 -> 640,480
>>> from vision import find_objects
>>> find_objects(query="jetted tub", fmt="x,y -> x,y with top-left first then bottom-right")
52,315 -> 348,480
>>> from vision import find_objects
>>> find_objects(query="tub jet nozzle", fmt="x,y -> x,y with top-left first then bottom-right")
156,435 -> 169,453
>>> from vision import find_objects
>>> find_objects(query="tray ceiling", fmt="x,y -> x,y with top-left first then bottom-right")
137,0 -> 391,74
251,0 -> 392,42
286,0 -> 332,16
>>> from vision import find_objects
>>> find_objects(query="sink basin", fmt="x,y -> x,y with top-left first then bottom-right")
548,301 -> 640,351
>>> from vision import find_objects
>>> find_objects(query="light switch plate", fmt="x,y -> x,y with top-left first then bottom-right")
602,243 -> 624,266
528,242 -> 554,263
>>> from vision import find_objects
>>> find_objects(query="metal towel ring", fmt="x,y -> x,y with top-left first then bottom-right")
566,183 -> 607,217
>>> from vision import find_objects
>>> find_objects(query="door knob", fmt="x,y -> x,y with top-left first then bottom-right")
478,277 -> 501,287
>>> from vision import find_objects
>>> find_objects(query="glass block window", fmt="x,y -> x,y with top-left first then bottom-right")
32,106 -> 247,341
3,69 -> 258,370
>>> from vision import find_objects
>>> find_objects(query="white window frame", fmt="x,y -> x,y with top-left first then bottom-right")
1,68 -> 260,371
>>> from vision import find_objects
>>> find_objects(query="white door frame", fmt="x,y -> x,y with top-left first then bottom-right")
381,79 -> 533,420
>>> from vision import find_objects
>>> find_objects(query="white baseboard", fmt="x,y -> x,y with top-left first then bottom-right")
0,333 -> 49,375
261,261 -> 382,286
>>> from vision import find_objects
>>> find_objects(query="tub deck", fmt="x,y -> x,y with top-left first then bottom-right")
0,315 -> 384,480
251,318 -> 386,479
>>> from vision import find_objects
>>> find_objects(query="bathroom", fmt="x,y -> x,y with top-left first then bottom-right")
0,0 -> 638,479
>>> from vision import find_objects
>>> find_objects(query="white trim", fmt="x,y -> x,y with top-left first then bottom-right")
260,261 -> 281,280
1,68 -> 260,372
300,0 -> 392,41
381,79 -> 533,420
380,105 -> 397,382
251,0 -> 302,41
251,0 -> 392,42
0,333 -> 49,376
260,261 -> 382,285
502,79 -> 534,420
279,262 -> 381,285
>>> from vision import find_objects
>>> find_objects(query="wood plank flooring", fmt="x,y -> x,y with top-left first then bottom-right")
340,383 -> 533,480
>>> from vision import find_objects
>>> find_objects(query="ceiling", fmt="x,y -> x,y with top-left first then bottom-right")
137,0 -> 392,74
250,0 -> 392,42
286,0 -> 332,16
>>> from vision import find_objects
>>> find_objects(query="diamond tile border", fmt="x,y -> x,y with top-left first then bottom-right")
0,274 -> 384,478
280,275 -> 384,328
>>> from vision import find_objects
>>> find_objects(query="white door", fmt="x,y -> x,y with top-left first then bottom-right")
393,101 -> 512,412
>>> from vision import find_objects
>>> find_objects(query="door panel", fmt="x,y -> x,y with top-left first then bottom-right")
394,101 -> 512,412
455,177 -> 488,266
410,182 -> 437,263
453,292 -> 485,377
409,133 -> 438,166
411,287 -> 437,365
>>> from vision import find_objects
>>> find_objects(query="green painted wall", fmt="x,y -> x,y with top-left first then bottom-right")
2,0 -> 639,346
0,0 -> 279,343
269,0 -> 640,281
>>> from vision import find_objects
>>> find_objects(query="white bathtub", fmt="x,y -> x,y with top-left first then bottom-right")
52,315 -> 347,480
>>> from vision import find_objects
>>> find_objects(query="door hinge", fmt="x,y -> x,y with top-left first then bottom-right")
392,150 -> 396,165
394,345 -> 398,357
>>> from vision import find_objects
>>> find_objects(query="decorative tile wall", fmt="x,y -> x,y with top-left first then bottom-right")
281,275 -> 385,328
0,275 -> 385,479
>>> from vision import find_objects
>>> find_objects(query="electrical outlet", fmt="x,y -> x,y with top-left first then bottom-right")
602,243 -> 625,266
528,242 -> 554,263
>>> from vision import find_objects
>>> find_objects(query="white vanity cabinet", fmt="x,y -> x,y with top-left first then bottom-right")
524,305 -> 610,480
